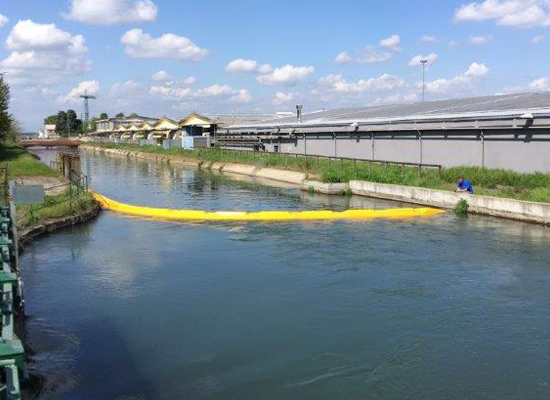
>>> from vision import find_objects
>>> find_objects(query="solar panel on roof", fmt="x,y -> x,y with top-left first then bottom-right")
228,92 -> 550,129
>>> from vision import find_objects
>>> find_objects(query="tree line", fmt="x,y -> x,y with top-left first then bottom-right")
0,73 -> 20,142
43,111 -> 139,136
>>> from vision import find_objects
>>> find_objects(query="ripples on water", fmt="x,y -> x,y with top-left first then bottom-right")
22,150 -> 550,400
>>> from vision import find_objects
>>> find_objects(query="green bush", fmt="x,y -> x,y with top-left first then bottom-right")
454,199 -> 469,216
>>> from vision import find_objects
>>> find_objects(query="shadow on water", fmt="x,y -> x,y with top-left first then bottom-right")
26,317 -> 155,400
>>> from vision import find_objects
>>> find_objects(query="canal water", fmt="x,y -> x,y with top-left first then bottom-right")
23,150 -> 550,400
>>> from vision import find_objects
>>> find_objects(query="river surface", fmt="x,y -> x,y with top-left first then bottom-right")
23,149 -> 550,400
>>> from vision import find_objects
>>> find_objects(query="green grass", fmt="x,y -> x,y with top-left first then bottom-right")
87,142 -> 550,203
17,188 -> 95,229
0,142 -> 95,230
0,142 -> 58,177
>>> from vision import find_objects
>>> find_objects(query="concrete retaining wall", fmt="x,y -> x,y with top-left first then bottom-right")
350,180 -> 550,224
81,145 -> 550,225
302,180 -> 350,195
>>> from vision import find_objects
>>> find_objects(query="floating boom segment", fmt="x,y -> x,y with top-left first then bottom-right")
92,192 -> 445,222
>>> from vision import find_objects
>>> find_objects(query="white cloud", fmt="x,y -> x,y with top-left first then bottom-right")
455,0 -> 550,29
183,77 -> 196,85
501,76 -> 550,93
195,84 -> 234,97
379,34 -> 402,51
149,80 -> 250,105
369,93 -> 418,106
225,58 -> 273,76
421,35 -> 439,44
334,51 -> 352,64
425,62 -> 489,93
59,80 -> 100,103
532,34 -> 545,43
408,53 -> 438,66
448,40 -> 461,47
334,45 -> 392,64
228,89 -> 252,103
6,19 -> 81,51
257,64 -> 273,74
273,91 -> 294,105
256,64 -> 314,86
465,62 -> 490,77
528,77 -> 550,90
469,34 -> 493,44
225,58 -> 258,72
358,46 -> 392,63
149,85 -> 192,99
64,0 -> 157,25
151,70 -> 171,81
362,47 -> 391,63
318,73 -> 405,93
1,20 -> 91,85
0,14 -> 9,28
121,28 -> 207,61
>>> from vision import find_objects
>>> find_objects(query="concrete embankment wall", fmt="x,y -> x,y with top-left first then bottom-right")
19,202 -> 100,246
349,181 -> 550,225
82,146 -> 307,185
81,145 -> 550,225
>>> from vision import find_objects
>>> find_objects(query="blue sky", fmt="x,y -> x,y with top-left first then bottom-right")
1,0 -> 549,130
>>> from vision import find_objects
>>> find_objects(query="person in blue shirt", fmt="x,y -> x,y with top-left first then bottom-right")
456,176 -> 474,194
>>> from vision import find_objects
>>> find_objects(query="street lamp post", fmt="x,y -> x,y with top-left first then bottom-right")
421,59 -> 428,102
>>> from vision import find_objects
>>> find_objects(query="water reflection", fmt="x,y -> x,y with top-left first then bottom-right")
21,149 -> 550,400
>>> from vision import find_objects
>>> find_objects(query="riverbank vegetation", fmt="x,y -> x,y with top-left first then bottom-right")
0,142 -> 58,177
87,142 -> 550,203
17,188 -> 95,229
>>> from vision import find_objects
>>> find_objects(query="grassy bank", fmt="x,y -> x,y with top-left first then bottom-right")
0,142 -> 58,177
17,188 -> 95,229
87,142 -> 550,203
0,142 -> 96,229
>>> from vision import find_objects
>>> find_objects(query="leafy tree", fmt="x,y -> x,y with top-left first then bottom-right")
44,115 -> 57,125
56,111 -> 67,135
66,109 -> 82,135
129,112 -> 139,117
7,119 -> 21,142
99,112 -> 108,119
90,116 -> 99,132
0,74 -> 12,142
116,112 -> 124,117
56,110 -> 82,136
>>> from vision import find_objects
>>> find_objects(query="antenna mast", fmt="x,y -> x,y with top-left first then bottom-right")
79,90 -> 97,131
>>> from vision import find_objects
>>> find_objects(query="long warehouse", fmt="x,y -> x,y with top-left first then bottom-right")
216,92 -> 550,173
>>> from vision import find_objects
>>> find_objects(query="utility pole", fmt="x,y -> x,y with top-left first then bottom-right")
80,89 -> 96,133
421,59 -> 428,102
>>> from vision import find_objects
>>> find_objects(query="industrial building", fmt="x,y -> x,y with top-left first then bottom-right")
92,113 -> 271,143
216,92 -> 550,173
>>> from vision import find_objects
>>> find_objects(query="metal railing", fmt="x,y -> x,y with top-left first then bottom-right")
15,170 -> 90,230
69,169 -> 88,191
207,148 -> 442,176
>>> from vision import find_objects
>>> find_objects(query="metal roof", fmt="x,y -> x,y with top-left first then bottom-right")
222,92 -> 550,132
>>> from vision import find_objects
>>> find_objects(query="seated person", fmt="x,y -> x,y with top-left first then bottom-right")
456,176 -> 474,194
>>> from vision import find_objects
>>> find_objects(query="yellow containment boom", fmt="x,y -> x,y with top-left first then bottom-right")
92,192 -> 445,222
